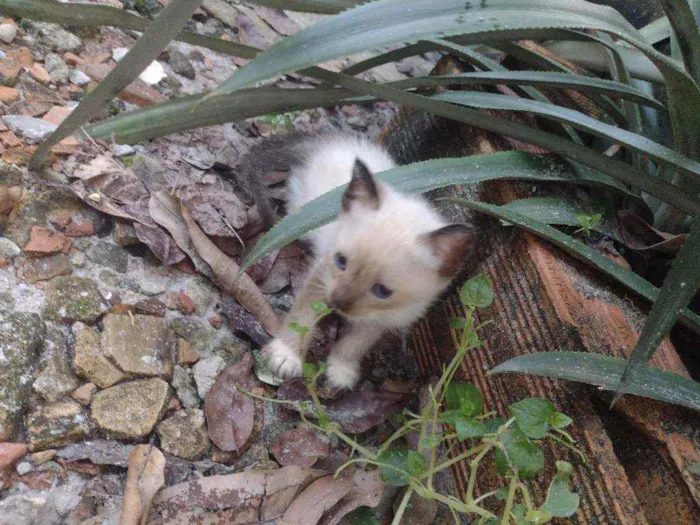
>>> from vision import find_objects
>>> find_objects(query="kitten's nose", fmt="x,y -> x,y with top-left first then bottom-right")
329,289 -> 352,311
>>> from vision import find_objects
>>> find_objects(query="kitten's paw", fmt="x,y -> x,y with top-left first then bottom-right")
326,358 -> 359,390
264,339 -> 302,378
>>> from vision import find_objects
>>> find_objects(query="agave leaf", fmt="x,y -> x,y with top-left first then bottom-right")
614,218 -> 700,403
490,352 -> 700,411
29,0 -> 205,168
434,90 -> 700,180
660,0 -> 700,84
239,151 -> 609,273
83,87 -> 356,144
243,0 -> 361,14
639,16 -> 671,45
441,197 -> 700,333
210,0 -> 640,96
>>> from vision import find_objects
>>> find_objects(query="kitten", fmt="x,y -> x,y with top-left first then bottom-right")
257,134 -> 476,389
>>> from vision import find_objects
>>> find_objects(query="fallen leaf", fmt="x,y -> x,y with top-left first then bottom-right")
120,444 -> 166,525
0,185 -> 24,215
321,470 -> 385,525
270,428 -> 329,468
204,353 -> 256,453
278,382 -> 411,434
57,439 -> 133,468
179,184 -> 247,238
148,191 -> 212,277
70,171 -> 151,223
181,204 -> 280,334
153,466 -> 325,523
280,470 -> 355,525
133,222 -> 186,265
246,249 -> 279,283
181,145 -> 216,170
70,154 -> 122,180
618,210 -> 687,254
219,297 -> 272,346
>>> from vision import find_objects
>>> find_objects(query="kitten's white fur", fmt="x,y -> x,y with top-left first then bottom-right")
264,135 -> 472,389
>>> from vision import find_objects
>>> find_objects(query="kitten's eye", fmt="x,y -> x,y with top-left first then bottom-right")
334,252 -> 347,270
372,283 -> 393,299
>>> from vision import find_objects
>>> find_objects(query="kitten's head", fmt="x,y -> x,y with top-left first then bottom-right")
319,159 -> 476,326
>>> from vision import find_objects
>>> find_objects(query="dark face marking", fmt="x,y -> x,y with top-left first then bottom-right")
422,222 -> 477,277
341,158 -> 380,212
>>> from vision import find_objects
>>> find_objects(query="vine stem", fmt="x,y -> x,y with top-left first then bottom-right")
391,488 -> 414,525
466,444 -> 493,503
422,443 -> 489,478
501,476 -> 519,525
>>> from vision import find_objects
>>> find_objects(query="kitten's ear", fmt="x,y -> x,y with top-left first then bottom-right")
422,223 -> 477,278
342,159 -> 380,212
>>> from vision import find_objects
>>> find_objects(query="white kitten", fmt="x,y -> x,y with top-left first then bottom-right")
262,134 -> 475,389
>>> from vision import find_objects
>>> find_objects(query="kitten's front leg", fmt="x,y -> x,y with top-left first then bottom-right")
326,322 -> 384,389
264,268 -> 326,378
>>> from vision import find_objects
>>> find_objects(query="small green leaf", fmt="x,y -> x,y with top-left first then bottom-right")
347,507 -> 380,525
456,417 -> 487,440
407,451 -> 427,477
494,487 -> 510,500
460,399 -> 476,416
445,382 -> 484,416
509,398 -> 557,439
319,413 -> 330,429
483,417 -> 508,434
419,436 -> 442,448
289,322 -> 310,334
525,509 -> 553,524
311,301 -> 332,315
302,362 -> 318,381
688,462 -> 700,476
551,412 -> 574,429
459,273 -> 494,308
439,410 -> 464,426
496,426 -> 545,478
541,461 -> 581,518
377,446 -> 417,487
450,316 -> 467,329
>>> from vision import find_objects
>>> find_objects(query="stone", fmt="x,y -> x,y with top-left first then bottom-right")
30,449 -> 57,465
86,242 -> 128,273
177,338 -> 200,365
192,356 -> 226,399
44,54 -> 70,84
18,253 -> 72,283
69,69 -> 90,86
91,378 -> 170,439
1,116 -> 58,144
72,322 -> 127,389
34,22 -> 83,53
184,277 -> 216,316
0,291 -> 14,311
168,49 -> 196,79
23,226 -> 71,256
15,461 -> 32,475
0,311 -> 44,440
26,401 -> 92,451
114,219 -> 139,247
32,325 -> 80,401
0,86 -> 19,104
64,220 -> 94,237
0,58 -> 21,86
157,409 -> 209,460
0,23 -> 17,44
0,237 -> 21,259
101,314 -> 174,378
171,366 -> 199,409
6,47 -> 31,68
177,292 -> 195,315
69,251 -> 86,267
24,64 -> 51,85
0,443 -> 27,472
118,79 -> 166,107
71,383 -> 96,405
201,0 -> 238,27
44,277 -> 108,324
134,298 -> 166,317
41,105 -> 73,126
63,52 -> 83,66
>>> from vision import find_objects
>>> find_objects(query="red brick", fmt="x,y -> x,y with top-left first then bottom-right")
177,292 -> 196,315
24,64 -> 51,85
23,226 -> 72,257
0,86 -> 19,104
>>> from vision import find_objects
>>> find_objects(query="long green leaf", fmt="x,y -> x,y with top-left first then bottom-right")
639,16 -> 671,44
490,352 -> 700,411
242,0 -> 360,14
1,0 -> 259,59
614,218 -> 700,402
28,0 -> 205,168
442,198 -> 700,333
434,90 -> 700,180
661,0 -> 700,84
210,0 -> 640,95
83,87 -> 356,144
240,151 -> 607,273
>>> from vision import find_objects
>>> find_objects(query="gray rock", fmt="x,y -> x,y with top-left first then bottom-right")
69,68 -> 91,86
72,322 -> 127,389
170,317 -> 214,357
0,291 -> 15,311
184,277 -> 216,317
87,242 -> 128,273
15,461 -> 32,476
26,401 -> 92,451
168,49 -> 196,79
57,439 -> 133,467
44,53 -> 70,84
0,311 -> 44,440
0,237 -> 21,259
98,269 -> 139,292
157,409 -> 209,460
138,278 -> 168,296
113,144 -> 135,157
0,24 -> 17,44
43,276 -> 108,324
91,378 -> 171,439
201,0 -> 238,27
32,325 -> 80,402
1,116 -> 58,144
172,366 -> 199,409
34,22 -> 82,52
192,355 -> 226,399
101,314 -> 174,378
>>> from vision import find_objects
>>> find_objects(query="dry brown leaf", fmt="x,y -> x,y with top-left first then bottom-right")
204,353 -> 256,453
321,470 -> 385,525
70,172 -> 151,223
70,154 -> 122,180
0,185 -> 24,215
133,222 -> 186,266
153,466 -> 326,524
280,470 -> 356,525
219,297 -> 272,346
179,184 -> 247,238
181,204 -> 280,334
618,210 -> 688,254
270,428 -> 330,468
119,444 -> 165,525
148,191 -> 212,278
